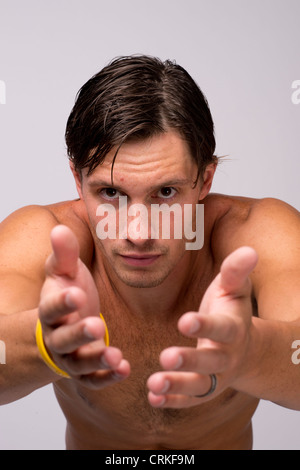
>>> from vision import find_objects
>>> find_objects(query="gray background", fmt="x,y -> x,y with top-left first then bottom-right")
0,0 -> 299,450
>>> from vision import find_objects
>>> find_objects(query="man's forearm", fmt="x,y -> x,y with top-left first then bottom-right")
0,309 -> 58,405
233,316 -> 300,410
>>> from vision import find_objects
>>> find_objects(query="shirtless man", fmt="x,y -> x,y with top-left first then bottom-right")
0,56 -> 299,450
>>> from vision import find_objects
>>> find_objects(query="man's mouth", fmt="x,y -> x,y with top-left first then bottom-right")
119,254 -> 161,266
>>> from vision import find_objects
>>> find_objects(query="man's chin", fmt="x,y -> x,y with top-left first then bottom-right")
115,271 -> 170,289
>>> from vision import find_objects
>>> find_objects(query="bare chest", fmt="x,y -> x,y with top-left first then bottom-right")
99,292 -> 199,425
69,277 -> 216,438
80,257 -> 218,426
55,267 -> 257,449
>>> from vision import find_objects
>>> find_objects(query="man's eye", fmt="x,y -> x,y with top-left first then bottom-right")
157,187 -> 177,199
99,188 -> 121,200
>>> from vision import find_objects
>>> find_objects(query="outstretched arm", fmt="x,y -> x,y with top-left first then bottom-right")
0,207 -> 129,405
148,199 -> 300,410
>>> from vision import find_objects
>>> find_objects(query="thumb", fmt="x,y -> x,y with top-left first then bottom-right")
46,225 -> 80,278
219,246 -> 258,296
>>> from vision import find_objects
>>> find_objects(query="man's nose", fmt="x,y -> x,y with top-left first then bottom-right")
119,202 -> 152,244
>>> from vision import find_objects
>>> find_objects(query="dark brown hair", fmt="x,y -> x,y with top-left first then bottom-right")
65,55 -> 217,181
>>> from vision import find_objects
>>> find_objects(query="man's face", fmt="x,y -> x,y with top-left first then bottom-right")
75,131 -> 215,288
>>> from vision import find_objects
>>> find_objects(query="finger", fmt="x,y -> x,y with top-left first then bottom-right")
148,391 -> 210,409
147,371 -> 214,402
39,286 -> 86,325
159,346 -> 228,375
59,346 -> 123,376
47,316 -> 107,354
46,225 -> 80,279
219,246 -> 258,296
178,312 -> 239,344
77,359 -> 131,390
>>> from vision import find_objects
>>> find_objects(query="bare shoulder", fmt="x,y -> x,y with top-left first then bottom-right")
0,199 -> 93,278
205,193 -> 257,258
207,193 -> 300,320
207,193 -> 299,259
0,200 -> 93,313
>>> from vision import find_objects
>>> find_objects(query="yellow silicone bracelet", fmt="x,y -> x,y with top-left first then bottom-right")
36,313 -> 110,379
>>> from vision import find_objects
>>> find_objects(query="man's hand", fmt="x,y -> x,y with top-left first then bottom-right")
147,247 -> 258,408
38,225 -> 130,388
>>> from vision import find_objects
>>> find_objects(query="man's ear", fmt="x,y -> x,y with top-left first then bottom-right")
199,163 -> 217,200
69,161 -> 83,199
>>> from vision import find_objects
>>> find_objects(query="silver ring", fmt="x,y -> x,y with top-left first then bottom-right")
194,374 -> 217,398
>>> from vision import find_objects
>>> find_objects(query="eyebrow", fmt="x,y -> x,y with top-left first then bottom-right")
87,178 -> 192,191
